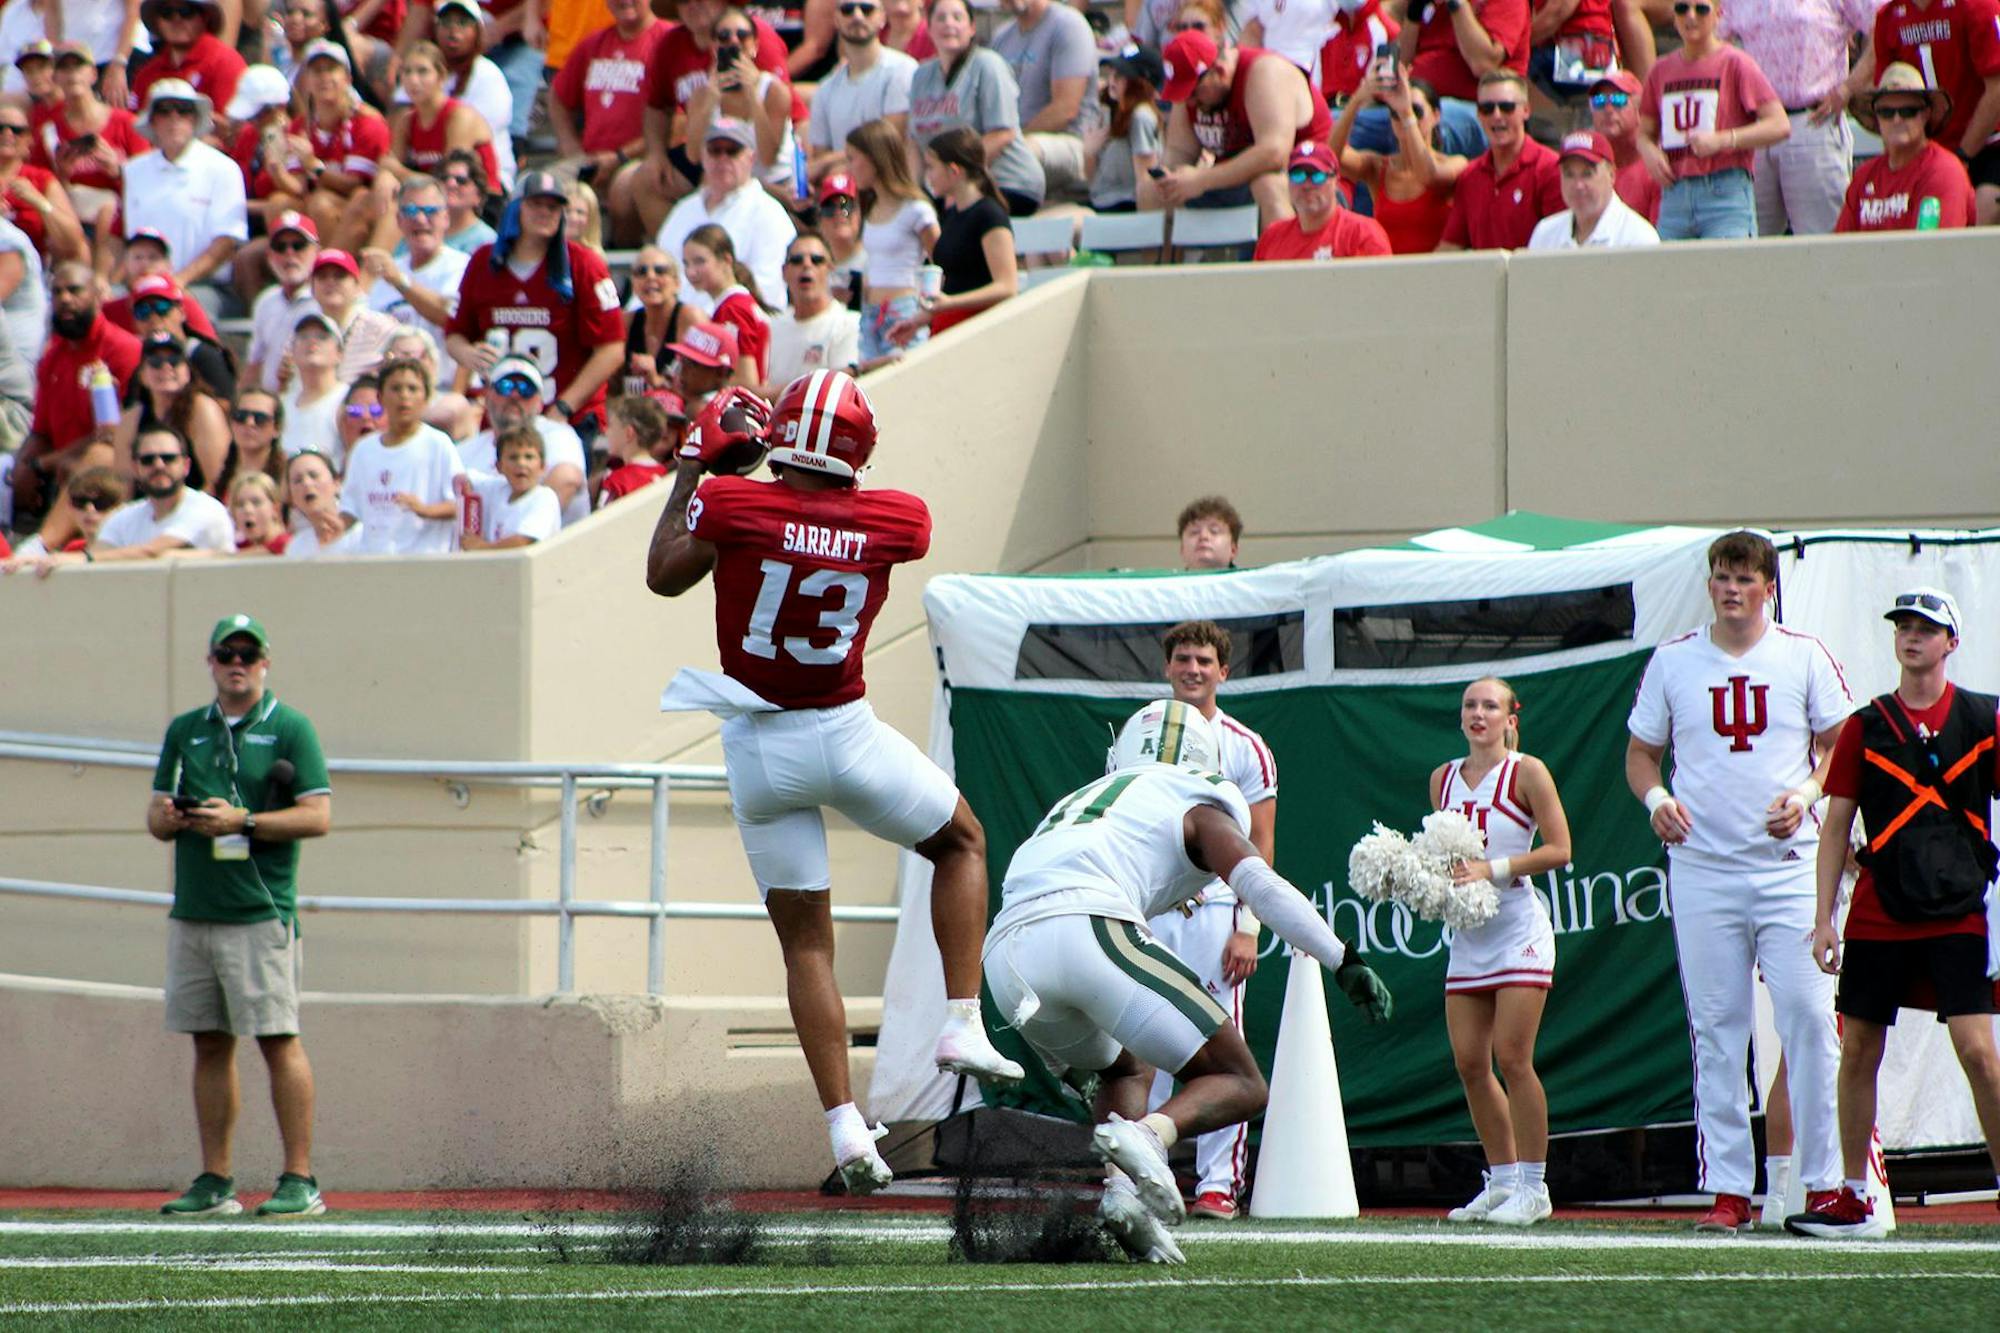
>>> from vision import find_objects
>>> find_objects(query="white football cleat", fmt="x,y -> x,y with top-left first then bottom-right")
833,1122 -> 893,1197
1486,1185 -> 1553,1227
1447,1170 -> 1513,1223
1100,1181 -> 1186,1265
1091,1114 -> 1184,1225
933,1017 -> 1025,1086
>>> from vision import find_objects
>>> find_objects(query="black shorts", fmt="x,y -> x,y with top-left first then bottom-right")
1966,141 -> 2000,191
1836,934 -> 2000,1024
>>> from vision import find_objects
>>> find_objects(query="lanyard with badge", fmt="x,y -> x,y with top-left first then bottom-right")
210,713 -> 253,862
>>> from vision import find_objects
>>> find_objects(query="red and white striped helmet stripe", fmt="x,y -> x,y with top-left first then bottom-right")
768,368 -> 877,480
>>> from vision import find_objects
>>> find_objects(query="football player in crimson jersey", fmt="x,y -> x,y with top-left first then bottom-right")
445,171 -> 626,427
647,372 -> 1025,1194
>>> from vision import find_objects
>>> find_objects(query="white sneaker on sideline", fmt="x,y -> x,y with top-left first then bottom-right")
1447,1171 -> 1513,1223
1487,1185 -> 1553,1227
834,1121 -> 893,1196
1100,1181 -> 1185,1264
933,1016 -> 1025,1085
1091,1114 -> 1184,1225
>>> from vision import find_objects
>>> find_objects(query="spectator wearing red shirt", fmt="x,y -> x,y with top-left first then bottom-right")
551,0 -> 667,245
1873,0 -> 2000,223
289,43 -> 393,255
639,0 -> 792,218
1837,63 -> 1977,232
1156,30 -> 1332,225
1591,69 -> 1661,223
1438,69 -> 1562,249
1254,141 -> 1394,260
0,100 -> 85,264
1330,62 -> 1470,253
34,43 -> 152,243
595,392 -> 686,508
10,261 -> 143,551
1526,0 -> 1618,111
1789,589 -> 2000,1239
1321,0 -> 1401,107
129,0 -> 247,117
104,230 -> 223,343
1639,0 -> 1790,240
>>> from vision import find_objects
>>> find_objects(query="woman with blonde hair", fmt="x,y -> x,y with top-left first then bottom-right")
228,471 -> 291,555
565,179 -> 605,254
680,223 -> 770,386
1427,676 -> 1572,1228
845,116 -> 938,361
623,244 -> 696,393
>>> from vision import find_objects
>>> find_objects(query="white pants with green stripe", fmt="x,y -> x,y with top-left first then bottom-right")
984,913 -> 1229,1077
1147,901 -> 1251,1202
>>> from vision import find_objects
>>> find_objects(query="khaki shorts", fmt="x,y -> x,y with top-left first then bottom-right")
165,917 -> 303,1037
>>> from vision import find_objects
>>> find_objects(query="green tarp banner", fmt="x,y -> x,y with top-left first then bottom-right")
952,648 -> 1691,1145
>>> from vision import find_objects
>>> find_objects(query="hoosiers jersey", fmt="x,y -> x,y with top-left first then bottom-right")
685,474 -> 930,710
1629,625 -> 1852,868
449,241 -> 626,414
996,767 -> 1254,936
1439,753 -> 1537,888
401,99 -> 501,192
1875,0 -> 2000,149
292,110 -> 391,183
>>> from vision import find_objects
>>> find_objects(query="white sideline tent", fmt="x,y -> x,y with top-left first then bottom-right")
869,516 -> 2000,1159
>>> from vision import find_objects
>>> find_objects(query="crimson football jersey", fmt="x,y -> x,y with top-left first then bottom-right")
449,240 -> 627,414
686,474 -> 930,710
292,109 -> 392,181
1875,0 -> 2000,149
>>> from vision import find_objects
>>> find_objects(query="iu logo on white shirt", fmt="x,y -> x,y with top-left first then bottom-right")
1710,675 -> 1769,752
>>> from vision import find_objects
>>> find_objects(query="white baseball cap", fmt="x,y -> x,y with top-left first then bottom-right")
1885,587 -> 1961,636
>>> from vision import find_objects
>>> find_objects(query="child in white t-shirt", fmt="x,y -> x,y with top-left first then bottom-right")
461,426 -> 561,551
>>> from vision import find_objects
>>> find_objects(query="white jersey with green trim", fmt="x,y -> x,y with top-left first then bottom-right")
993,765 -> 1253,938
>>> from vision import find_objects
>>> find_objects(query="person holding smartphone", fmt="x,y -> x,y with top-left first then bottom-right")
149,614 -> 333,1219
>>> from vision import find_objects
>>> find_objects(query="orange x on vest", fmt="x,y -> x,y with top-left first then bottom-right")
1861,736 -> 1994,852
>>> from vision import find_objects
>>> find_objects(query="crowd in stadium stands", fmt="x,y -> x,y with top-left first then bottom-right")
0,0 -> 1991,567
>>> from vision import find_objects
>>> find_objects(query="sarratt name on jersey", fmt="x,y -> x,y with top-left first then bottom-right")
783,521 -> 870,562
1278,865 -> 1672,962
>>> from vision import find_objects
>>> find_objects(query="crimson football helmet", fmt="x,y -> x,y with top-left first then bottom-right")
765,370 -> 878,482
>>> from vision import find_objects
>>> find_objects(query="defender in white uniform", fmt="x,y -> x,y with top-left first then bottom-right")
1626,531 -> 1850,1234
1144,620 -> 1279,1220
986,699 -> 1393,1264
1430,677 -> 1573,1228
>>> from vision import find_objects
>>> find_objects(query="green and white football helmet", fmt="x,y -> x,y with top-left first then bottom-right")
1107,698 -> 1219,775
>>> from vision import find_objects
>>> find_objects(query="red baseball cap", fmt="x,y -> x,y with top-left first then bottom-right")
312,248 -> 360,279
1160,30 -> 1218,105
649,389 -> 690,421
817,171 -> 859,204
130,273 -> 185,306
1289,142 -> 1337,176
1591,69 -> 1642,99
1557,129 -> 1614,167
667,320 -> 740,369
271,209 -> 319,242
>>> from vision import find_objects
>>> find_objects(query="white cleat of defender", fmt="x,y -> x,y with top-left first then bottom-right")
932,1015 -> 1026,1085
1447,1171 -> 1514,1223
1091,1114 -> 1185,1226
1100,1179 -> 1186,1264
1487,1185 -> 1553,1227
834,1122 -> 894,1197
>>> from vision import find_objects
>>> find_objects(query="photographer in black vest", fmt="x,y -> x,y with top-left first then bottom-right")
1789,587 -> 2000,1239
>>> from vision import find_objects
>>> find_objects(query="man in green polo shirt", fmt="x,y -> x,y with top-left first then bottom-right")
148,614 -> 333,1219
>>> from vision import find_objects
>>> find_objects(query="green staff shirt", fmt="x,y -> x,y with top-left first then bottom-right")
151,693 -> 331,927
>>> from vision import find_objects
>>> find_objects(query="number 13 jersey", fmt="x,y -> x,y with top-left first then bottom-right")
686,474 -> 930,710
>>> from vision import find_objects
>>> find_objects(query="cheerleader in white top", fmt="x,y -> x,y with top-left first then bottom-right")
1427,676 -> 1572,1227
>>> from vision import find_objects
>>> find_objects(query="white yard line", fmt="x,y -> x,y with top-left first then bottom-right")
3,1270 -> 1997,1317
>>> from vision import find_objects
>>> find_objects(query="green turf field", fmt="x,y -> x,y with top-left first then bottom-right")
3,1210 -> 1997,1331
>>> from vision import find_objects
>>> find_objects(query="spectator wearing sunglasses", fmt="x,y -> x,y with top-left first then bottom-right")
816,172 -> 869,308
762,231 -> 860,396
12,262 -> 140,546
105,229 -> 226,344
458,355 -> 590,525
117,331 -> 232,495
0,100 -> 84,266
1718,0 -> 1883,238
60,467 -> 131,553
123,80 -> 248,318
686,6 -> 802,201
128,274 -> 237,400
339,355 -> 465,554
549,0 -> 668,247
1589,69 -> 1661,223
213,387 -> 290,504
1871,0 -> 2000,224
362,176 -> 469,353
1837,62 -> 1976,231
654,118 -> 796,319
36,425 -> 233,570
1254,141 -> 1393,260
128,0 -> 246,119
1639,0 -> 1790,240
221,65 -> 313,312
1437,68 -> 1562,249
1527,128 -> 1660,247
1155,30 -> 1331,225
281,312 -> 351,466
807,0 -> 918,189
437,149 -> 498,255
624,245 -> 698,396
243,213 -> 323,397
334,375 -> 384,468
640,0 -> 793,222
1329,60 -> 1468,253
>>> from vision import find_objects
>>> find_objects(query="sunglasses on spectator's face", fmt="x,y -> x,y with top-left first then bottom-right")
1171,19 -> 1210,32
73,495 -> 120,511
136,451 -> 183,466
493,376 -> 540,398
270,235 -> 313,254
705,140 -> 746,157
232,408 -> 275,426
0,123 -> 26,136
715,26 -> 754,41
1874,102 -> 1927,121
632,263 -> 674,276
1590,91 -> 1630,109
156,4 -> 200,17
143,351 -> 186,369
839,2 -> 878,13
134,297 -> 178,320
1673,2 -> 1713,13
1477,100 -> 1520,116
1288,167 -> 1331,185
152,101 -> 199,119
443,173 -> 475,188
344,402 -> 384,419
400,203 -> 444,218
823,197 -> 856,214
211,646 -> 264,666
786,252 -> 830,266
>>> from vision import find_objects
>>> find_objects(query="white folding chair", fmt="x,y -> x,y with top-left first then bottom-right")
1168,204 -> 1262,262
1010,212 -> 1077,264
1078,210 -> 1168,264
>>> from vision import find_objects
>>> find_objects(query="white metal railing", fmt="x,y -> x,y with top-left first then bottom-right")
0,732 -> 899,995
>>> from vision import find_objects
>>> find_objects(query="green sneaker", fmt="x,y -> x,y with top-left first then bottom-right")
160,1173 -> 242,1217
256,1173 -> 326,1217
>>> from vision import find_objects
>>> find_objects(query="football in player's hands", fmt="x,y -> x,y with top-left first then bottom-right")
682,388 -> 775,476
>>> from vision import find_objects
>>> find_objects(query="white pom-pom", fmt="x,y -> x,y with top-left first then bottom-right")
1346,822 -> 1409,903
1346,807 -> 1505,930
